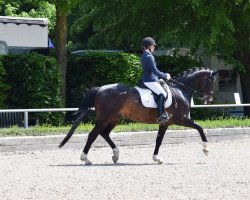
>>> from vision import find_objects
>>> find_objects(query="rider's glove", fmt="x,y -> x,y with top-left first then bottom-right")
165,73 -> 171,81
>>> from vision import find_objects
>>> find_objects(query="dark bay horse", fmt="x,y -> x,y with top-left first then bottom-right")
59,67 -> 217,165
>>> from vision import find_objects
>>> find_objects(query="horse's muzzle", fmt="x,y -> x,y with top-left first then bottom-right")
203,94 -> 214,104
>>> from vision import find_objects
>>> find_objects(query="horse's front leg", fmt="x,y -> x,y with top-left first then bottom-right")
173,115 -> 209,155
153,125 -> 168,164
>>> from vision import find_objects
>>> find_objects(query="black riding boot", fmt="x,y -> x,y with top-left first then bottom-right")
156,94 -> 170,124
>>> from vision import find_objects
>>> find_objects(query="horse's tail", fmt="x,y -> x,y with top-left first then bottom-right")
58,87 -> 100,148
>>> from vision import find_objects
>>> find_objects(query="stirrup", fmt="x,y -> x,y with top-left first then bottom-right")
156,113 -> 171,124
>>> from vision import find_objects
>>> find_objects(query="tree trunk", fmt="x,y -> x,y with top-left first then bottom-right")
239,53 -> 250,116
55,8 -> 67,107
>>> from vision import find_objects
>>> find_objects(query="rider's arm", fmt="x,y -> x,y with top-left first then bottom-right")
147,55 -> 167,79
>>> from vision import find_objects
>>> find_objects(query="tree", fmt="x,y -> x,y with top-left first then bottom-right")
47,0 -> 79,106
73,0 -> 250,115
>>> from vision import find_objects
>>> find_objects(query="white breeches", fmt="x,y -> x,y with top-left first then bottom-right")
144,81 -> 167,98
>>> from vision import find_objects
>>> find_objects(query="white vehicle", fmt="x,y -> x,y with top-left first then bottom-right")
0,16 -> 49,54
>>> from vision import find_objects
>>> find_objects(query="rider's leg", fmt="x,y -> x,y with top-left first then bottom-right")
143,81 -> 167,97
156,94 -> 169,123
144,82 -> 170,124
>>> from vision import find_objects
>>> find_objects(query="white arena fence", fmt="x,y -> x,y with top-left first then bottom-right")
0,93 -> 250,128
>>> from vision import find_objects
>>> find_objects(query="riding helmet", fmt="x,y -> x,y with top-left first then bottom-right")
141,37 -> 157,49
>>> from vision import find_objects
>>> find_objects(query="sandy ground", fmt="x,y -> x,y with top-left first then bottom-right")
0,139 -> 249,200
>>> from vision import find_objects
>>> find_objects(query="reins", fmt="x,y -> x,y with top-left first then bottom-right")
168,79 -> 197,94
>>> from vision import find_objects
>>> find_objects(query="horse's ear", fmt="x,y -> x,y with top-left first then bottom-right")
212,70 -> 219,76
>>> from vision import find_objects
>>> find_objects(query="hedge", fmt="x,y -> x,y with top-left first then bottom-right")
2,53 -> 64,125
66,52 -> 141,108
0,57 -> 10,108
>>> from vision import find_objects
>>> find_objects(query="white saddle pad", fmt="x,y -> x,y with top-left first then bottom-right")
134,85 -> 172,108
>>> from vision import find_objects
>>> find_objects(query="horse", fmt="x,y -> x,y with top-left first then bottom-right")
59,67 -> 217,165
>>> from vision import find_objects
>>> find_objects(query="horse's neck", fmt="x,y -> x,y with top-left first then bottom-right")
173,74 -> 201,101
178,75 -> 200,91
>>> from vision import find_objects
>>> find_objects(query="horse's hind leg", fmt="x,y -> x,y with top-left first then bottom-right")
100,120 -> 120,164
80,121 -> 106,165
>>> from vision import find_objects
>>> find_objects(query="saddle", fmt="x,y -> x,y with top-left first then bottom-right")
134,79 -> 172,108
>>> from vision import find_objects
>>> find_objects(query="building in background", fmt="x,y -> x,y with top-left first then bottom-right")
209,55 -> 243,116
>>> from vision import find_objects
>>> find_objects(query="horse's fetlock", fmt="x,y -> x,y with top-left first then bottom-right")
80,152 -> 88,161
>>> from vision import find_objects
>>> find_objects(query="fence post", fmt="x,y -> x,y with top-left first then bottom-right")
24,112 -> 28,128
188,97 -> 194,119
234,93 -> 241,104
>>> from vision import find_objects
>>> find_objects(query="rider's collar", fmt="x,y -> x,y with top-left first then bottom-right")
144,49 -> 152,54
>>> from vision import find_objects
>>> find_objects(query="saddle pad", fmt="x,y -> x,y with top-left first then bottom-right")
134,85 -> 172,108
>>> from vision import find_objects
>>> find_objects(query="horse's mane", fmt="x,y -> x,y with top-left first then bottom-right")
173,67 -> 210,81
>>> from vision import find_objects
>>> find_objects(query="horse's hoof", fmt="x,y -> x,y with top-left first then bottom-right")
80,153 -> 93,165
152,155 -> 164,165
112,155 -> 119,164
203,148 -> 209,156
85,160 -> 93,165
202,142 -> 209,156
157,159 -> 164,165
112,148 -> 119,164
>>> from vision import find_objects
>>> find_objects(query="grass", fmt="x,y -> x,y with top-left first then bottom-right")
0,117 -> 250,137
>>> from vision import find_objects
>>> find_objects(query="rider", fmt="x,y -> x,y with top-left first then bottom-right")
140,37 -> 171,124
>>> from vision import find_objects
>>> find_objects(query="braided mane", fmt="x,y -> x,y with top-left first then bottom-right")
173,67 -> 209,81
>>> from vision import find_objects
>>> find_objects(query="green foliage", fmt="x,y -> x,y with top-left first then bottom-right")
2,53 -> 63,125
191,107 -> 229,120
0,57 -> 10,108
67,52 -> 141,108
155,54 -> 202,76
72,0 -> 249,70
